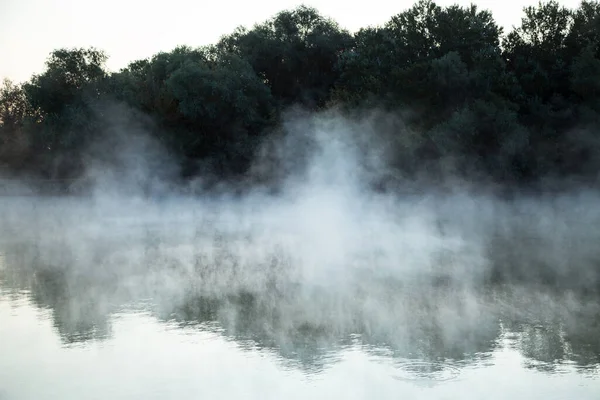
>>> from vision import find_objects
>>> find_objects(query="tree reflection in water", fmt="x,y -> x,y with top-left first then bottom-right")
1,238 -> 599,377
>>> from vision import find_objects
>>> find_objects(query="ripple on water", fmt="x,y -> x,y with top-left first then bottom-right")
392,359 -> 463,384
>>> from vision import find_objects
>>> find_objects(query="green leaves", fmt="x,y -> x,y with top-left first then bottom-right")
103,46 -> 277,175
165,52 -> 274,129
23,48 -> 108,116
385,0 -> 502,67
4,1 -> 600,184
331,28 -> 396,107
218,5 -> 353,108
0,79 -> 29,132
571,44 -> 600,100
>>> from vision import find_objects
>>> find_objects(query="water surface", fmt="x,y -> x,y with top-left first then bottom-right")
1,196 -> 599,399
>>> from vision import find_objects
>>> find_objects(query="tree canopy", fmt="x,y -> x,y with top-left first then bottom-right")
2,1 -> 600,189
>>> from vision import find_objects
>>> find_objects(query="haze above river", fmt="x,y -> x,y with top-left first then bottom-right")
1,192 -> 599,399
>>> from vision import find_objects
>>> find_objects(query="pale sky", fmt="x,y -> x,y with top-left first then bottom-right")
0,0 -> 583,84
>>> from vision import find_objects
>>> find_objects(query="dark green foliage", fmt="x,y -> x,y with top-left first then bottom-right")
105,45 -> 276,177
2,2 -> 600,186
331,27 -> 396,107
218,5 -> 354,109
1,48 -> 109,178
0,79 -> 32,171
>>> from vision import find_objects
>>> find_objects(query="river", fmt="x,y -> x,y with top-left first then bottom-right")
0,195 -> 599,399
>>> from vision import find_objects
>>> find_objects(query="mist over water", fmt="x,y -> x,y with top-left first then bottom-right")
1,110 -> 600,398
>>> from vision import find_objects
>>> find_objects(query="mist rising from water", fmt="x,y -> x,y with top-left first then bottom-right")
1,106 -> 600,368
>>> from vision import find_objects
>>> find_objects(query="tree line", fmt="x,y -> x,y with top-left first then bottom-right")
2,0 -> 600,189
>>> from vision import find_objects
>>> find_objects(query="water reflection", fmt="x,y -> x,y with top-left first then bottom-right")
1,237 -> 599,380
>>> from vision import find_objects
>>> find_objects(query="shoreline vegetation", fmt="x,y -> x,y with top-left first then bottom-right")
2,0 -> 600,194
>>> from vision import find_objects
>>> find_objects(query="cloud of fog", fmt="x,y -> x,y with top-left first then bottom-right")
78,102 -> 181,201
1,103 -> 600,367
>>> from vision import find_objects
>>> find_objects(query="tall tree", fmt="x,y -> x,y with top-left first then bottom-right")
0,79 -> 32,171
503,1 -> 573,103
108,46 -> 276,177
24,48 -> 107,116
0,79 -> 28,133
218,5 -> 354,108
22,47 -> 109,157
331,27 -> 397,107
566,0 -> 600,57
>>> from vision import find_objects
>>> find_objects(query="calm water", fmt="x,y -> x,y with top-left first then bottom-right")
1,197 -> 600,399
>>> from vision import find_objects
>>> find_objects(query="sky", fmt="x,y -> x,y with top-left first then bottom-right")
0,0 -> 584,84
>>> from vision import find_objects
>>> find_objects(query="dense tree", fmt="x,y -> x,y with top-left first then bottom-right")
384,0 -> 501,67
568,1 -> 600,119
333,1 -> 505,118
0,79 -> 32,172
13,48 -> 110,178
218,5 -> 354,109
2,2 -> 600,187
501,1 -> 600,180
107,46 -> 276,177
23,48 -> 108,116
566,0 -> 600,59
0,79 -> 28,132
503,1 -> 573,103
331,27 -> 397,107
